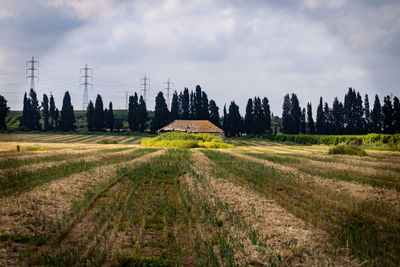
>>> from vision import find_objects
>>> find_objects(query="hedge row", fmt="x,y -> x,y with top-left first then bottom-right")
273,133 -> 400,147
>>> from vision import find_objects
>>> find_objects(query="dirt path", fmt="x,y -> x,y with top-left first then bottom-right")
187,151 -> 356,266
225,150 -> 400,212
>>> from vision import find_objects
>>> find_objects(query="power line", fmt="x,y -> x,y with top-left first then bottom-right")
164,78 -> 174,110
80,63 -> 93,110
140,74 -> 150,104
26,56 -> 39,90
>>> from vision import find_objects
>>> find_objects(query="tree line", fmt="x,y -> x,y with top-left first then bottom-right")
282,88 -> 400,135
1,85 -> 399,136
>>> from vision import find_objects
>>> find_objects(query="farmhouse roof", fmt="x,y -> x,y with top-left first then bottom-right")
158,120 -> 224,133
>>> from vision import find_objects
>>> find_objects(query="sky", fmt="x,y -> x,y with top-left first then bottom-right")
0,0 -> 399,115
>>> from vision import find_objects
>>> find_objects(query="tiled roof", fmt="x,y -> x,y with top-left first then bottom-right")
158,120 -> 224,133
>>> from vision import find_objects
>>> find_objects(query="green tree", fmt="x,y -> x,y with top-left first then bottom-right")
170,91 -> 180,121
49,94 -> 56,130
382,95 -> 395,134
253,97 -> 264,134
300,108 -> 306,134
226,101 -> 242,137
393,96 -> 400,133
307,103 -> 315,134
371,95 -> 382,133
262,97 -> 271,134
244,98 -> 254,134
332,97 -> 344,134
193,85 -> 202,119
364,94 -> 371,133
201,91 -> 210,120
316,97 -> 325,134
86,100 -> 95,131
179,88 -> 190,119
29,88 -> 41,131
94,94 -> 104,131
324,102 -> 332,134
20,92 -> 30,130
281,94 -> 291,134
222,104 -> 227,132
209,99 -> 220,127
107,102 -> 114,132
190,91 -> 195,119
0,95 -> 9,130
290,93 -> 301,134
138,95 -> 148,132
42,94 -> 50,131
60,91 -> 76,131
151,92 -> 169,133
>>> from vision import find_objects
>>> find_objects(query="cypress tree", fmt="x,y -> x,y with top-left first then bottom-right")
94,94 -> 104,131
42,94 -> 50,131
300,108 -> 306,134
151,92 -> 169,133
226,101 -> 242,137
364,94 -> 371,133
193,85 -> 202,119
60,91 -> 76,131
244,98 -> 254,135
307,103 -> 315,134
189,91 -> 195,119
371,95 -> 382,133
0,95 -> 9,130
344,88 -> 358,134
324,102 -> 332,134
316,97 -> 325,134
290,93 -> 301,134
382,95 -> 395,134
54,108 -> 60,130
222,104 -> 227,132
128,95 -> 135,131
108,102 -> 114,132
201,91 -> 210,120
355,92 -> 364,134
49,94 -> 56,130
393,96 -> 400,133
86,100 -> 95,131
209,100 -> 220,127
104,108 -> 109,131
253,97 -> 264,134
332,97 -> 344,134
20,92 -> 30,130
170,91 -> 180,121
282,94 -> 291,134
138,95 -> 148,132
29,88 -> 41,131
262,97 -> 271,133
180,88 -> 190,119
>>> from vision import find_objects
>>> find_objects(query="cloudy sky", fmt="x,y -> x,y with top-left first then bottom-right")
0,0 -> 399,115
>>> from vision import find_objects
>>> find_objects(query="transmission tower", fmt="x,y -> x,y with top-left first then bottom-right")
164,78 -> 174,110
140,75 -> 150,104
80,64 -> 93,110
26,56 -> 39,90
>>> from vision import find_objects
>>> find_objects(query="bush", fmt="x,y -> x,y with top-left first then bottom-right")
273,133 -> 400,147
11,144 -> 49,152
328,145 -> 367,156
97,139 -> 118,144
141,131 -> 233,149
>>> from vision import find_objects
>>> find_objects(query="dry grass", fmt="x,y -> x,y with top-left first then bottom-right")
226,150 -> 400,212
188,151 -> 356,266
0,149 -> 164,237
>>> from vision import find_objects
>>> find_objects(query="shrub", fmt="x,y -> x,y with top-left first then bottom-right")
97,139 -> 118,144
328,145 -> 367,156
141,131 -> 233,149
11,144 -> 49,152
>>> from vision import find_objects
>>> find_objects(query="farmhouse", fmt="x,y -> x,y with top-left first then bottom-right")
157,120 -> 225,140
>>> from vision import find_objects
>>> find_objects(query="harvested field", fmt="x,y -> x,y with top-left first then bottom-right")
0,133 -> 399,266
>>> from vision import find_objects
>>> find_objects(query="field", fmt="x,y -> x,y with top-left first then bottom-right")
0,134 -> 399,266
